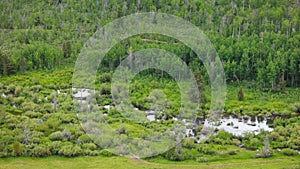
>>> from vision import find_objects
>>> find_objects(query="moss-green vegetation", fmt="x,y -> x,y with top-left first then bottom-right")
0,0 -> 299,168
0,68 -> 299,161
0,155 -> 299,169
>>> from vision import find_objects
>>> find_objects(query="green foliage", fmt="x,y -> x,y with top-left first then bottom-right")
281,148 -> 298,156
49,131 -> 63,141
63,41 -> 72,58
29,85 -> 43,93
58,145 -> 82,157
82,149 -> 100,156
99,84 -> 111,95
238,87 -> 244,101
195,156 -> 209,163
117,125 -> 127,135
7,85 -> 16,94
13,141 -> 22,156
183,138 -> 196,149
0,49 -> 15,76
24,111 -> 42,118
255,135 -> 273,158
41,103 -> 54,113
290,102 -> 300,113
215,130 -> 234,145
60,114 -> 77,124
81,143 -> 97,151
0,0 -> 299,161
197,144 -> 217,155
100,150 -> 113,157
14,86 -> 22,97
22,102 -> 39,112
14,42 -> 63,71
99,73 -> 112,83
0,0 -> 298,89
48,141 -> 63,155
164,146 -> 185,161
78,134 -> 92,143
31,144 -> 50,157
244,137 -> 261,150
255,147 -> 273,158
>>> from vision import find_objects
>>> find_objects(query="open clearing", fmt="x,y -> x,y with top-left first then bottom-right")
0,156 -> 299,169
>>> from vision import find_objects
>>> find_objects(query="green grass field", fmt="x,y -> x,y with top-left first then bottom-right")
0,155 -> 299,169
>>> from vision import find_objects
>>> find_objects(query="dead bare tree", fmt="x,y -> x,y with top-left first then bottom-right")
55,0 -> 62,6
23,123 -> 30,144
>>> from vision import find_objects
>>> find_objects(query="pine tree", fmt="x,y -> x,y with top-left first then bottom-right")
256,134 -> 273,158
238,87 -> 244,101
19,56 -> 27,74
13,141 -> 22,156
0,49 -> 15,76
193,70 -> 206,103
0,103 -> 6,123
63,41 -> 71,58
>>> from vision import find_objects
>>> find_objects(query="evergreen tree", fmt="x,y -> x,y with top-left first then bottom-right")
63,41 -> 72,58
0,49 -> 15,76
238,87 -> 244,101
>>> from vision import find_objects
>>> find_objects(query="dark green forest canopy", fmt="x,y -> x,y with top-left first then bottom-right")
0,0 -> 299,89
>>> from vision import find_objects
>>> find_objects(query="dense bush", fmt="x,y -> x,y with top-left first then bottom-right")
7,85 -> 16,94
100,150 -> 113,157
281,148 -> 298,156
49,131 -> 63,141
81,142 -> 101,156
231,139 -> 241,146
42,103 -> 54,113
28,131 -> 44,144
99,84 -> 111,95
78,134 -> 92,143
13,97 -> 25,106
81,143 -> 97,151
243,137 -> 262,150
82,149 -> 100,156
197,144 -> 217,155
196,156 -> 209,163
48,141 -> 64,155
21,144 -> 50,157
31,144 -> 50,157
164,146 -> 185,161
183,138 -> 196,149
58,145 -> 82,157
290,102 -> 300,113
14,86 -> 22,97
29,85 -> 43,92
14,42 -> 63,72
21,101 -> 39,112
24,111 -> 42,118
13,141 -> 22,156
99,73 -> 112,83
46,117 -> 61,130
214,130 -> 234,145
60,114 -> 77,123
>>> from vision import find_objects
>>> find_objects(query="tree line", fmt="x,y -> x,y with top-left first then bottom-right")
0,0 -> 299,90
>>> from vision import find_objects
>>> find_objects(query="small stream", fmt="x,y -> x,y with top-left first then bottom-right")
72,88 -> 90,98
72,88 -> 274,138
202,115 -> 273,136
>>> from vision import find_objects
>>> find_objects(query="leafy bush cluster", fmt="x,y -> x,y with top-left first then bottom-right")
0,61 -> 299,162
